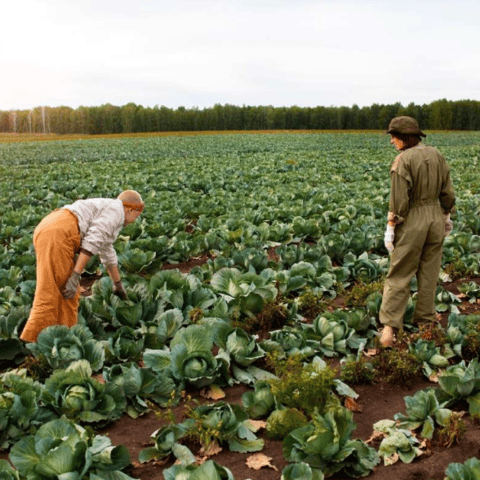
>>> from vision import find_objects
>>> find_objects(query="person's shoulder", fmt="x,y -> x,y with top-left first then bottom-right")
85,198 -> 122,208
390,153 -> 403,172
418,145 -> 446,162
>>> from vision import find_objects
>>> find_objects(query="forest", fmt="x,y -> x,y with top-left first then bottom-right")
2,98 -> 480,135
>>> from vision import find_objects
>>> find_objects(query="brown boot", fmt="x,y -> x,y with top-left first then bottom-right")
379,326 -> 395,348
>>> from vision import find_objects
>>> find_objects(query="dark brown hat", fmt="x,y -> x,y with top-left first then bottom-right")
387,116 -> 426,137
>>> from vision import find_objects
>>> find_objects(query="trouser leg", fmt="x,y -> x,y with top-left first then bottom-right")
58,291 -> 81,327
379,223 -> 424,330
413,238 -> 444,323
21,210 -> 80,342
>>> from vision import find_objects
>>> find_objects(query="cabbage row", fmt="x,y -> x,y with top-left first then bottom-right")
2,132 -> 480,478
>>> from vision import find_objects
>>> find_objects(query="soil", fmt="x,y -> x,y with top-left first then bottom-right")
3,256 -> 480,480
102,378 -> 480,480
101,268 -> 480,480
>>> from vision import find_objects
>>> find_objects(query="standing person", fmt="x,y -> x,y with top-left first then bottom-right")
20,190 -> 145,343
379,117 -> 455,347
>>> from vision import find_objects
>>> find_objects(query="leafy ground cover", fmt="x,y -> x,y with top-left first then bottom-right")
1,131 -> 480,479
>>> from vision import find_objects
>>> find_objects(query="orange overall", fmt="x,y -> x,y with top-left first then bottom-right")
20,209 -> 81,342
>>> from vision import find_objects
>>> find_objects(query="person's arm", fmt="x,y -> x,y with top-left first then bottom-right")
388,172 -> 410,223
384,171 -> 410,254
106,264 -> 127,299
440,170 -> 455,214
62,249 -> 93,299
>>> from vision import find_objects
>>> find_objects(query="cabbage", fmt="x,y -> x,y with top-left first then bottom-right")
27,324 -> 105,372
9,417 -> 136,479
41,360 -> 126,425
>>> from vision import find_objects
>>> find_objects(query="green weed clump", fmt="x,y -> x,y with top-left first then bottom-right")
297,289 -> 327,320
411,321 -> 448,347
235,296 -> 290,334
437,412 -> 466,447
267,354 -> 337,416
340,357 -> 375,385
463,319 -> 480,361
148,390 -> 179,425
21,354 -> 51,381
266,408 -> 308,440
372,338 -> 422,387
444,256 -> 475,280
344,280 -> 384,308
188,307 -> 204,324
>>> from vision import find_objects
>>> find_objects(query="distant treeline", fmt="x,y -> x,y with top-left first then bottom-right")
1,99 -> 480,135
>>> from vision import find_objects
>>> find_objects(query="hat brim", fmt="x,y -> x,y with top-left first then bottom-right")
386,128 -> 427,138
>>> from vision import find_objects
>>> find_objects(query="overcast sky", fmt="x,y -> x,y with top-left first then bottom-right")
2,0 -> 479,110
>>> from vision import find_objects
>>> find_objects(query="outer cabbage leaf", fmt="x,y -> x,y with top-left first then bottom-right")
437,359 -> 480,414
0,370 -> 57,449
281,462 -> 324,480
445,456 -> 480,480
393,388 -> 452,439
282,407 -> 379,477
170,325 -> 222,388
163,460 -> 235,480
103,362 -> 180,416
242,381 -> 276,419
27,324 -> 105,372
9,417 -> 135,479
41,360 -> 126,425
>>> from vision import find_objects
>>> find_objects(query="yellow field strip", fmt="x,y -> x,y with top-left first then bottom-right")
0,130 -> 386,144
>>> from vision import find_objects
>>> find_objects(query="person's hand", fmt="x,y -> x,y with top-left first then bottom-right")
384,225 -> 395,253
445,213 -> 453,237
62,272 -> 81,299
113,281 -> 127,300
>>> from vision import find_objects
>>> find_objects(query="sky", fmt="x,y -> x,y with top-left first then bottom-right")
2,0 -> 479,111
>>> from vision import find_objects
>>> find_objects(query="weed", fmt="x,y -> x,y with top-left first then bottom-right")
183,403 -> 222,450
344,279 -> 384,308
437,412 -> 466,447
372,335 -> 422,387
267,354 -> 337,416
410,321 -> 448,348
188,307 -> 204,324
340,357 -> 375,385
266,407 -> 308,440
444,256 -> 475,280
233,295 -> 290,334
463,319 -> 480,361
181,398 -> 241,451
297,289 -> 327,320
148,390 -> 181,425
20,354 -> 51,381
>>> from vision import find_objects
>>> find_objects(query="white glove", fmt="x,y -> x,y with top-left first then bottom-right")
444,213 -> 453,237
384,224 -> 395,253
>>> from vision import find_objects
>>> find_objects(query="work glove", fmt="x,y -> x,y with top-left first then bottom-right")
444,213 -> 453,237
113,281 -> 127,300
62,272 -> 81,299
384,224 -> 395,253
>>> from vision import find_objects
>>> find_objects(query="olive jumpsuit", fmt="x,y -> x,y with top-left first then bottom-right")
379,144 -> 455,329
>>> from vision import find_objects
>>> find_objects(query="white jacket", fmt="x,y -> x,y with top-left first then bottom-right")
63,198 -> 124,267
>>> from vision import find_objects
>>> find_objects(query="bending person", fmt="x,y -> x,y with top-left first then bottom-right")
379,117 -> 455,347
20,190 -> 145,343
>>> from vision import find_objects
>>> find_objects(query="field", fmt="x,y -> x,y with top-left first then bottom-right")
1,131 -> 480,480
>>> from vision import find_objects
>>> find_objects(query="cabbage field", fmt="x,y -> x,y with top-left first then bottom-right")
1,131 -> 480,480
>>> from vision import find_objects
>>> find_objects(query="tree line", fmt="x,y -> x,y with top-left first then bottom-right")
1,99 -> 480,135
